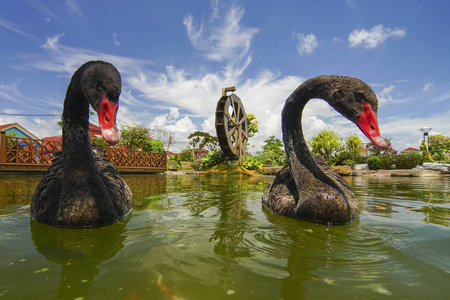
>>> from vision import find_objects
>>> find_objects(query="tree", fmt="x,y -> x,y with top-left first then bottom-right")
420,134 -> 450,161
120,124 -> 164,152
262,136 -> 285,165
188,131 -> 219,151
247,113 -> 259,138
309,129 -> 343,161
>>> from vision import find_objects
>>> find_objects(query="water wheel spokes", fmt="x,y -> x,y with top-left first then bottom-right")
215,88 -> 248,165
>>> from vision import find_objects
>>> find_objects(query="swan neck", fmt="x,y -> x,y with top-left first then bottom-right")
61,78 -> 93,169
282,78 -> 334,181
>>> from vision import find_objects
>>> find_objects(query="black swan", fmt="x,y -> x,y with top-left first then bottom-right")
262,75 -> 387,224
31,61 -> 132,228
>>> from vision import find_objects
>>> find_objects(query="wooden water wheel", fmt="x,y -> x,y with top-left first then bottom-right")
215,87 -> 248,165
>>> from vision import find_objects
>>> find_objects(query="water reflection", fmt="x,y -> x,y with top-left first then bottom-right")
0,174 -> 38,210
30,219 -> 127,299
0,173 -> 449,299
351,176 -> 450,226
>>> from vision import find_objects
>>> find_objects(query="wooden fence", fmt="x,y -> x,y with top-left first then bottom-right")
0,132 -> 166,173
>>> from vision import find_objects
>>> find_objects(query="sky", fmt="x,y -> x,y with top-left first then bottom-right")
1,0 -> 449,153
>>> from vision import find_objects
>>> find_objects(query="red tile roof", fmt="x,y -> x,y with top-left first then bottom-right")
401,147 -> 419,152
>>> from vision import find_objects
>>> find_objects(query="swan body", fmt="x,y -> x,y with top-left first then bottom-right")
31,61 -> 132,228
262,75 -> 386,224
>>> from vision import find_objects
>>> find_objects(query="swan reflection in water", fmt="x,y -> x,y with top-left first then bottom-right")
30,219 -> 127,299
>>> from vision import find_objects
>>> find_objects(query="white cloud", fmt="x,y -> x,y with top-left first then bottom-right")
113,33 -> 121,46
294,32 -> 318,55
28,34 -> 152,77
423,83 -> 433,92
183,1 -> 259,67
149,113 -> 197,151
0,18 -> 38,40
65,0 -> 84,17
201,115 -> 215,135
348,24 -> 406,49
377,85 -> 395,105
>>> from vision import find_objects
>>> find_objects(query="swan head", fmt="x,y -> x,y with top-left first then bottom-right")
322,75 -> 387,149
81,61 -> 121,145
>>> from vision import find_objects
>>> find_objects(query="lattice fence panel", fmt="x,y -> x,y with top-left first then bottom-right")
110,148 -> 166,168
5,137 -> 62,165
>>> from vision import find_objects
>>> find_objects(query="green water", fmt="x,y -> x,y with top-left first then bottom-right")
0,173 -> 449,299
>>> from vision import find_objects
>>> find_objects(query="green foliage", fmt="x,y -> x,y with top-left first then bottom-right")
180,149 -> 194,162
247,113 -> 259,138
120,125 -> 152,151
327,151 -> 359,168
367,156 -> 381,170
433,152 -> 448,162
420,147 -> 433,162
420,134 -> 450,161
327,151 -> 352,166
368,154 -> 424,170
188,131 -> 219,151
346,135 -> 363,154
168,154 -> 182,170
120,124 -> 165,152
262,136 -> 285,165
149,139 -> 164,153
243,155 -> 264,173
201,151 -> 225,169
310,129 -> 344,161
91,136 -> 109,148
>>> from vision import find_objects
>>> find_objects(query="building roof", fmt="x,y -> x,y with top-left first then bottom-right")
0,123 -> 39,139
401,147 -> 420,153
42,136 -> 62,142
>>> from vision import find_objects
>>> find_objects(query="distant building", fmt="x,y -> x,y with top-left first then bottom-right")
0,123 -> 38,139
400,147 -> 420,155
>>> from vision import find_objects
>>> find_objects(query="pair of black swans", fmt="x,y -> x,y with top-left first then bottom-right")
31,61 -> 386,228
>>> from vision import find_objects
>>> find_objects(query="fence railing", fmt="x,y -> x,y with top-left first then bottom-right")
0,132 -> 166,172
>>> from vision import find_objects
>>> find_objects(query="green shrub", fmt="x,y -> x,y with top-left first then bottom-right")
149,139 -> 164,153
433,152 -> 447,162
243,156 -> 264,173
180,149 -> 194,162
91,136 -> 109,148
394,154 -> 423,169
341,159 -> 355,169
201,152 -> 225,169
367,156 -> 381,170
377,154 -> 423,170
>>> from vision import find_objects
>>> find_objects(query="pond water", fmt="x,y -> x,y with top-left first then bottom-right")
0,172 -> 449,299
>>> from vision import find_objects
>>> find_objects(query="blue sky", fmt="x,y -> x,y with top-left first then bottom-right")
1,0 -> 449,152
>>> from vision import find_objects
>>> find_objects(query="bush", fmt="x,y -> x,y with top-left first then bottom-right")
201,152 -> 225,169
367,156 -> 381,170
149,139 -> 164,153
378,153 -> 424,170
327,151 -> 353,166
120,125 -> 152,151
243,156 -> 264,173
433,152 -> 448,162
91,136 -> 109,148
180,149 -> 194,162
393,154 -> 423,169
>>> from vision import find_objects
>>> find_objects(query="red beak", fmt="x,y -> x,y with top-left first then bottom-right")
96,94 -> 120,145
355,102 -> 387,148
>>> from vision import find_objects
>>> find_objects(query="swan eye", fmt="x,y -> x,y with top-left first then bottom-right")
95,82 -> 101,88
355,93 -> 364,101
